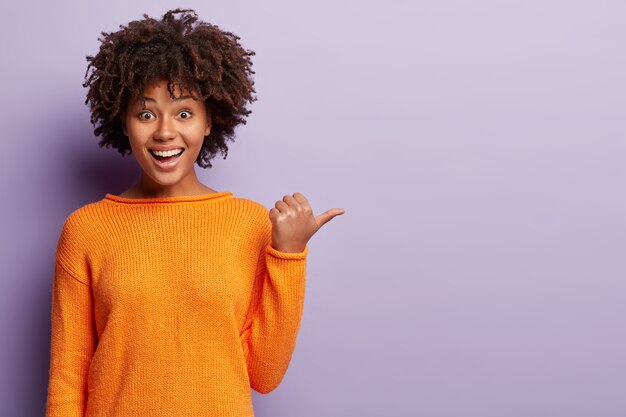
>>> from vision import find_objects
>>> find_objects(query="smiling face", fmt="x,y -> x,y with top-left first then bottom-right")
122,78 -> 212,196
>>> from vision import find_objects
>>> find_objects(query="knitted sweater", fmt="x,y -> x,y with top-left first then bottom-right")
46,191 -> 308,417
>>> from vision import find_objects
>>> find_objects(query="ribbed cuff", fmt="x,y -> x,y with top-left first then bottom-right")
265,244 -> 308,260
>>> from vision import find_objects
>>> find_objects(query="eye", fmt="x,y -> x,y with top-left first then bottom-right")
179,110 -> 192,119
138,111 -> 154,121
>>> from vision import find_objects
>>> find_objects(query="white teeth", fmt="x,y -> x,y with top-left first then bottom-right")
151,149 -> 183,157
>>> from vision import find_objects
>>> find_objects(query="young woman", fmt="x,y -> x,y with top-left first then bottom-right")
46,8 -> 344,417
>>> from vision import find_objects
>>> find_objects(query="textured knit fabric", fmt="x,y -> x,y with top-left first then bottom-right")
46,191 -> 308,417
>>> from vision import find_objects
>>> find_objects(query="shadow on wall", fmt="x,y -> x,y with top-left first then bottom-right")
56,120 -> 140,205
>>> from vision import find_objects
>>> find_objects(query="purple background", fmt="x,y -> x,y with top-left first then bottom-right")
1,1 -> 625,415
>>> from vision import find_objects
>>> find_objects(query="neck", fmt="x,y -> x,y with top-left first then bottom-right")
129,172 -> 215,198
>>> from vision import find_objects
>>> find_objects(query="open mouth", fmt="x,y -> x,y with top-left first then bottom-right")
148,149 -> 184,169
149,149 -> 183,161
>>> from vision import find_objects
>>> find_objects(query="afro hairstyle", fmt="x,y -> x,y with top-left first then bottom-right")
83,8 -> 257,168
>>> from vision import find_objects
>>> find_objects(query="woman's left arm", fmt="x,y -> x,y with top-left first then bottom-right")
239,244 -> 308,394
240,192 -> 344,393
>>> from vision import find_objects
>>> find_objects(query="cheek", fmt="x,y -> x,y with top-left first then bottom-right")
126,135 -> 149,158
184,126 -> 208,147
125,124 -> 148,144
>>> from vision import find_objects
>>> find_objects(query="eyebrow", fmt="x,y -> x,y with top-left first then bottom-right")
140,95 -> 196,102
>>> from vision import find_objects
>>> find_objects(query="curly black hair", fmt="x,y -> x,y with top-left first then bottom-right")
83,8 -> 257,168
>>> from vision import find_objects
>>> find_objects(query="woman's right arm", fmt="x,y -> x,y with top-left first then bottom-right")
45,219 -> 97,417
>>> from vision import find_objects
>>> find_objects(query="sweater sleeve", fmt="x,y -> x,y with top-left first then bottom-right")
46,218 -> 97,417
239,216 -> 308,394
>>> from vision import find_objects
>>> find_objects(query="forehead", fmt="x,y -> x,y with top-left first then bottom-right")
130,79 -> 201,106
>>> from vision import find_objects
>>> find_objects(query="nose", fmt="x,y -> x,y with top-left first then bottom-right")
154,117 -> 177,141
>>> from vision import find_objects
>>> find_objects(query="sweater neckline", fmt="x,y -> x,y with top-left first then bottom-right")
104,191 -> 234,204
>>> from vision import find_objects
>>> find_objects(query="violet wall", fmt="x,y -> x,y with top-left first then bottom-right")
1,0 -> 625,415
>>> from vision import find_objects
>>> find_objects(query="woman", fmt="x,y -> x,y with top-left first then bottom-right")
46,8 -> 344,416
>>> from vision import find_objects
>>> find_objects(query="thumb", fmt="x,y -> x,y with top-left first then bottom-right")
315,208 -> 346,228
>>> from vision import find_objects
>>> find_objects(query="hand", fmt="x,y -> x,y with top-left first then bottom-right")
269,192 -> 345,253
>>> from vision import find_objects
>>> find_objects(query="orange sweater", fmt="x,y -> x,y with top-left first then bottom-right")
46,191 -> 308,417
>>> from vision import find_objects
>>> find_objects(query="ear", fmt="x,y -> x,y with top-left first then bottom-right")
121,113 -> 128,136
204,114 -> 212,137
